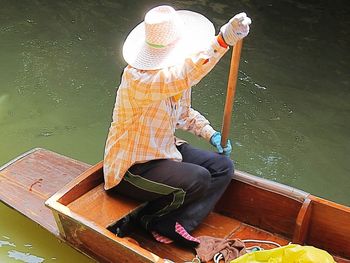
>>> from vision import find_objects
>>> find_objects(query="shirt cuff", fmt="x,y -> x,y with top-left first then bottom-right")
208,35 -> 229,59
201,125 -> 217,141
217,34 -> 229,48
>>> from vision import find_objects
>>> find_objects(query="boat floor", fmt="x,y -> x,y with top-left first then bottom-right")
0,148 -> 348,262
126,212 -> 290,262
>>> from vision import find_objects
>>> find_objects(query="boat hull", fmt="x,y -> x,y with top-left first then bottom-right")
1,148 -> 349,262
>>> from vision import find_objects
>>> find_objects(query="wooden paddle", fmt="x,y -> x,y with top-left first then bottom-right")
220,39 -> 243,148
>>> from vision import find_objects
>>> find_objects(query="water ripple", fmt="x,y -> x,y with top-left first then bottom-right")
0,240 -> 16,248
8,250 -> 44,263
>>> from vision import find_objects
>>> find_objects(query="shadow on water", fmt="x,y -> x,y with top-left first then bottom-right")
0,0 -> 349,261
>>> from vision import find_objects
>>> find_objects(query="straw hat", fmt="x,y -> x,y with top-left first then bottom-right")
122,5 -> 215,70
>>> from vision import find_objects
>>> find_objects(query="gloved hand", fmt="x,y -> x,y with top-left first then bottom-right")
210,132 -> 232,157
220,12 -> 252,46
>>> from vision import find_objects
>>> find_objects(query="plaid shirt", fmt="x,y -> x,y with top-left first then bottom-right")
103,37 -> 228,190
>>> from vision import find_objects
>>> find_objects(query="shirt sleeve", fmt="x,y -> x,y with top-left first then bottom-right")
129,36 -> 228,105
176,106 -> 217,141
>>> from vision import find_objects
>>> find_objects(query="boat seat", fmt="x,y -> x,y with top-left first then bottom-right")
67,183 -> 144,229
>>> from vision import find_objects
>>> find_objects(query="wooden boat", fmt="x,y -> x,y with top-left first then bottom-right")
0,148 -> 349,262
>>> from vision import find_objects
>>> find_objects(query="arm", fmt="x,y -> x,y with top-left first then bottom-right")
130,36 -> 228,105
131,12 -> 252,107
176,106 -> 233,156
175,13 -> 251,156
176,106 -> 216,141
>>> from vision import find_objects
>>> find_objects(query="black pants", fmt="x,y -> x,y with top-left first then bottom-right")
111,143 -> 233,233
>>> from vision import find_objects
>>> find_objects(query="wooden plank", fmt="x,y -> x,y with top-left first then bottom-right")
215,179 -> 303,239
125,226 -> 189,262
68,183 -> 142,227
57,161 -> 104,205
0,148 -> 90,198
293,198 -> 312,244
334,256 -> 350,263
126,212 -> 242,262
0,148 -> 90,235
51,203 -> 166,263
0,175 -> 59,235
229,224 -> 290,249
234,170 -> 308,202
306,195 -> 350,259
58,213 -> 160,263
192,212 -> 241,237
125,212 -> 290,262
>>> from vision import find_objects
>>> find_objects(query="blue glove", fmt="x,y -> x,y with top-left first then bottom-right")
210,132 -> 232,156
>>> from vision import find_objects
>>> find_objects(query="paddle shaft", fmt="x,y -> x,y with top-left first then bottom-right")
220,40 -> 243,147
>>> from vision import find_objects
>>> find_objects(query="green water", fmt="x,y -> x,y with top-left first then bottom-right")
0,0 -> 349,262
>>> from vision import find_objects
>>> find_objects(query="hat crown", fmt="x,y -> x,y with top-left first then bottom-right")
144,6 -> 182,47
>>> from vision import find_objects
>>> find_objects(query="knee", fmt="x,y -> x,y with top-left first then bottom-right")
216,155 -> 234,177
189,167 -> 211,194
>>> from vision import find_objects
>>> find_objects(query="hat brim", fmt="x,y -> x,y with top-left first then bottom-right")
122,10 -> 215,70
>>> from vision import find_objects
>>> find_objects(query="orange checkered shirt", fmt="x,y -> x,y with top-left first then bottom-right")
103,37 -> 228,190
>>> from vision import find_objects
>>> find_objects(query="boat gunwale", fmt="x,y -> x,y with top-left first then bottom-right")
0,147 -> 90,174
0,148 -> 41,172
234,170 -> 309,203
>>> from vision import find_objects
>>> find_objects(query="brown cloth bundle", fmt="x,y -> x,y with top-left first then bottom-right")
195,236 -> 246,262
